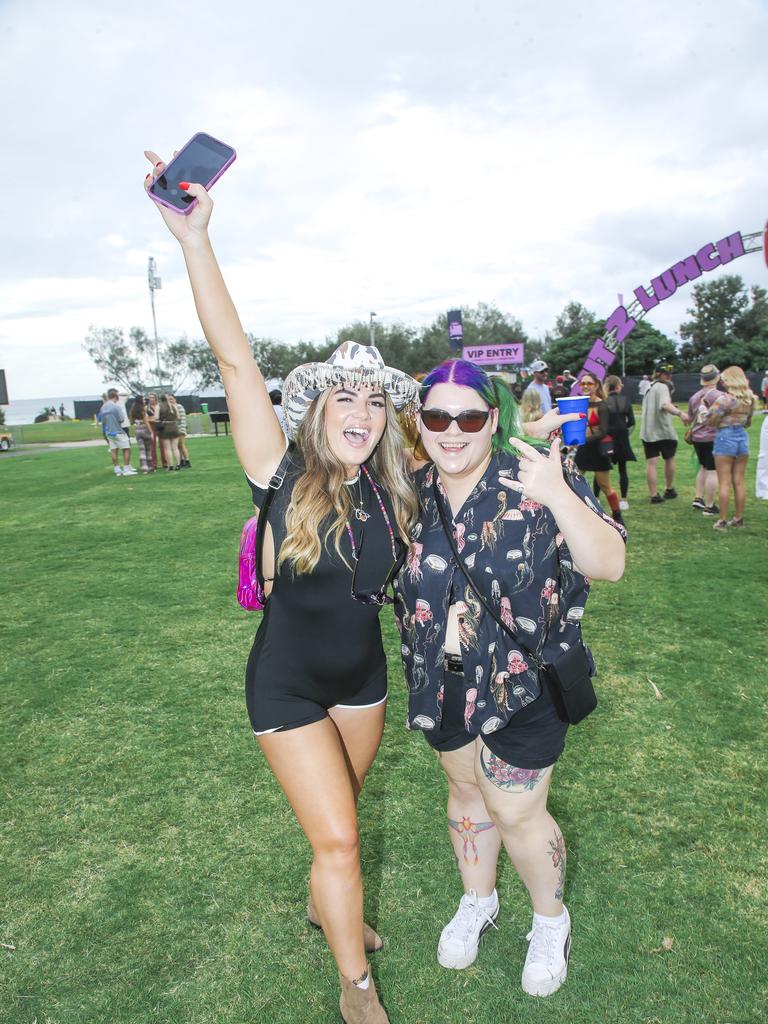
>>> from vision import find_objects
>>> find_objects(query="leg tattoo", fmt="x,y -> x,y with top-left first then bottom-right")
479,747 -> 548,792
448,816 -> 496,864
548,829 -> 566,900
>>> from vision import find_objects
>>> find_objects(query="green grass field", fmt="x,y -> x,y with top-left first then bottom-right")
1,427 -> 766,1024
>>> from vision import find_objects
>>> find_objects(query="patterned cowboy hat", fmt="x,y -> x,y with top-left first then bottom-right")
281,341 -> 419,438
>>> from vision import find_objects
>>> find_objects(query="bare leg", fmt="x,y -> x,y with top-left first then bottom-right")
437,742 -> 503,898
704,468 -> 717,506
694,465 -> 707,501
258,716 -> 372,982
732,455 -> 748,519
664,455 -> 676,490
715,455 -> 734,520
646,456 -> 659,497
475,747 -> 564,916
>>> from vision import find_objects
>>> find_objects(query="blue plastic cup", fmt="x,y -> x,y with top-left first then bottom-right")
556,395 -> 589,445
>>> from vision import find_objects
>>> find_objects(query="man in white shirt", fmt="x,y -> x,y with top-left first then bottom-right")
638,374 -> 651,398
640,364 -> 687,503
524,360 -> 552,414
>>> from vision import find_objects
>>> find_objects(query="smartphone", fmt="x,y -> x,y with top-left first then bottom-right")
148,132 -> 236,214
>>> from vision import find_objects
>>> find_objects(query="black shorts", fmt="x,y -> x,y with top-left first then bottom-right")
422,665 -> 568,770
642,438 -> 677,460
693,440 -> 715,471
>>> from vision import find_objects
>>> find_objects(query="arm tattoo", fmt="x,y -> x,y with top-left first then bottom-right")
479,747 -> 548,792
448,816 -> 496,864
548,829 -> 566,900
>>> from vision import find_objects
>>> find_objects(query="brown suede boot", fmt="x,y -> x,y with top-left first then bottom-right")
306,901 -> 383,953
339,967 -> 389,1024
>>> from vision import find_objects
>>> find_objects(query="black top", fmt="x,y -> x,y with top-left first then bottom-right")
393,451 -> 627,736
246,452 -> 399,700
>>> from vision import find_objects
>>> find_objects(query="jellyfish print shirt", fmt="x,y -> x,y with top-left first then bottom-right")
393,450 -> 626,738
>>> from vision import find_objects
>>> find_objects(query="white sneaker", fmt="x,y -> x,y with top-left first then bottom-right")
619,499 -> 629,511
122,465 -> 137,476
437,889 -> 498,969
113,465 -> 122,476
521,907 -> 571,997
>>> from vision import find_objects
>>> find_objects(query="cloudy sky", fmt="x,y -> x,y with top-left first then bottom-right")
1,0 -> 767,399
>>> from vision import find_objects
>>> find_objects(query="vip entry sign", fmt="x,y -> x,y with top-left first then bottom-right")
462,343 -> 525,366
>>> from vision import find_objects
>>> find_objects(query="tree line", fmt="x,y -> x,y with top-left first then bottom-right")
83,276 -> 768,394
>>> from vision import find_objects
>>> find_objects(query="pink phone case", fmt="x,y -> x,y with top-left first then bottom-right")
149,132 -> 237,215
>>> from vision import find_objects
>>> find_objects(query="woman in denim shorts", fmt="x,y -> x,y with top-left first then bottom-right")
705,366 -> 758,529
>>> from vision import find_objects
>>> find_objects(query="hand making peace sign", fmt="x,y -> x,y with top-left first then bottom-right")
498,436 -> 571,507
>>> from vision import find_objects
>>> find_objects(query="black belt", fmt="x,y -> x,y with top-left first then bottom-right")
444,653 -> 464,674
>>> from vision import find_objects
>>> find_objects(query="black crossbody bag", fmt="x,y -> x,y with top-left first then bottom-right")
433,481 -> 597,724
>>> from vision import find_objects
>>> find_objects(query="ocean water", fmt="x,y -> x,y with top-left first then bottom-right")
2,395 -> 102,425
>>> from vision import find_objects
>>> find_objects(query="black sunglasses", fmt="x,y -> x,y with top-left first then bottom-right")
420,408 -> 491,433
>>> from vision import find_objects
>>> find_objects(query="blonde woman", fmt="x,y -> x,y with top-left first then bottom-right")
705,366 -> 758,529
520,386 -> 543,425
145,149 -> 418,1024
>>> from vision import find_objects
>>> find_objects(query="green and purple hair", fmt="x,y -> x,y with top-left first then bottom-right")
419,359 -> 522,455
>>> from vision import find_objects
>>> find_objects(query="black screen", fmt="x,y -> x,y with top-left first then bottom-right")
149,133 -> 235,211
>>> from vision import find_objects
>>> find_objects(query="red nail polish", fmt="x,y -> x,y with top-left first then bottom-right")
155,161 -> 163,167
579,413 -> 586,418
179,182 -> 190,190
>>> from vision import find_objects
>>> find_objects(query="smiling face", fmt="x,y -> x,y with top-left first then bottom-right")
418,382 -> 498,483
324,384 -> 388,474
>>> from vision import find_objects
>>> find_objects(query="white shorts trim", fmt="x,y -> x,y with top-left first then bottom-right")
332,692 -> 388,711
253,726 -> 282,736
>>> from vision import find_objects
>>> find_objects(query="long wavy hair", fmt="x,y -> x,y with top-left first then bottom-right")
719,366 -> 757,413
418,360 -> 522,455
278,390 -> 417,575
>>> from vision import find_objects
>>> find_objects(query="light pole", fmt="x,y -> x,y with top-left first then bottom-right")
369,312 -> 377,347
148,257 -> 162,383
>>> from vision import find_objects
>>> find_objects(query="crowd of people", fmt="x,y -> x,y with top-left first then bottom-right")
97,389 -> 192,475
519,360 -> 765,531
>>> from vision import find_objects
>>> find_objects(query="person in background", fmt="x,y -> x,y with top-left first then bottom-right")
638,374 -> 651,399
58,402 -> 65,419
756,407 -> 768,500
760,368 -> 768,409
520,386 -> 543,425
704,366 -> 757,530
129,395 -> 155,474
146,392 -> 162,470
550,376 -> 568,402
574,375 -> 624,525
270,388 -> 288,435
524,361 -> 552,415
561,369 -> 576,390
639,363 -> 687,504
686,365 -> 722,517
604,375 -> 636,512
158,394 -> 182,471
99,388 -> 136,477
171,394 -> 191,468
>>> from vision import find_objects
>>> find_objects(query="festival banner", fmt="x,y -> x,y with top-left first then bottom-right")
462,342 -> 525,366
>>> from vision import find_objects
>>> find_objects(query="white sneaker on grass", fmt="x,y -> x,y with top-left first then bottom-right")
521,906 -> 571,997
437,889 -> 498,969
113,465 -> 122,476
122,465 -> 137,476
619,499 -> 629,511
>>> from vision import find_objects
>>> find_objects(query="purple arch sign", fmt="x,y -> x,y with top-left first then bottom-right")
572,224 -> 767,391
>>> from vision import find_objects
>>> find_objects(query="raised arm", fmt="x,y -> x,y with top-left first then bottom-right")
144,150 -> 286,483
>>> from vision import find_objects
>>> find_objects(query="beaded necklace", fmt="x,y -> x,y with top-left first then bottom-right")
344,464 -> 397,561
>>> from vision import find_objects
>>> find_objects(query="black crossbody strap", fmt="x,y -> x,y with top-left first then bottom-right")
432,478 -> 552,671
254,445 -> 294,590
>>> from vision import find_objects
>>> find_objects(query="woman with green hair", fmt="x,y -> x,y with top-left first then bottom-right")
394,358 -> 626,999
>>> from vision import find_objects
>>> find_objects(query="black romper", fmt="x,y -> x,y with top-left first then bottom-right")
245,454 -> 400,734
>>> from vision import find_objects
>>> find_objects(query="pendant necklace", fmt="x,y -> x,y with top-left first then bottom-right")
353,478 -> 371,522
344,464 -> 397,561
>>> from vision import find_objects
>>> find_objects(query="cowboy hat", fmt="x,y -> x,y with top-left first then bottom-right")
282,341 -> 419,438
